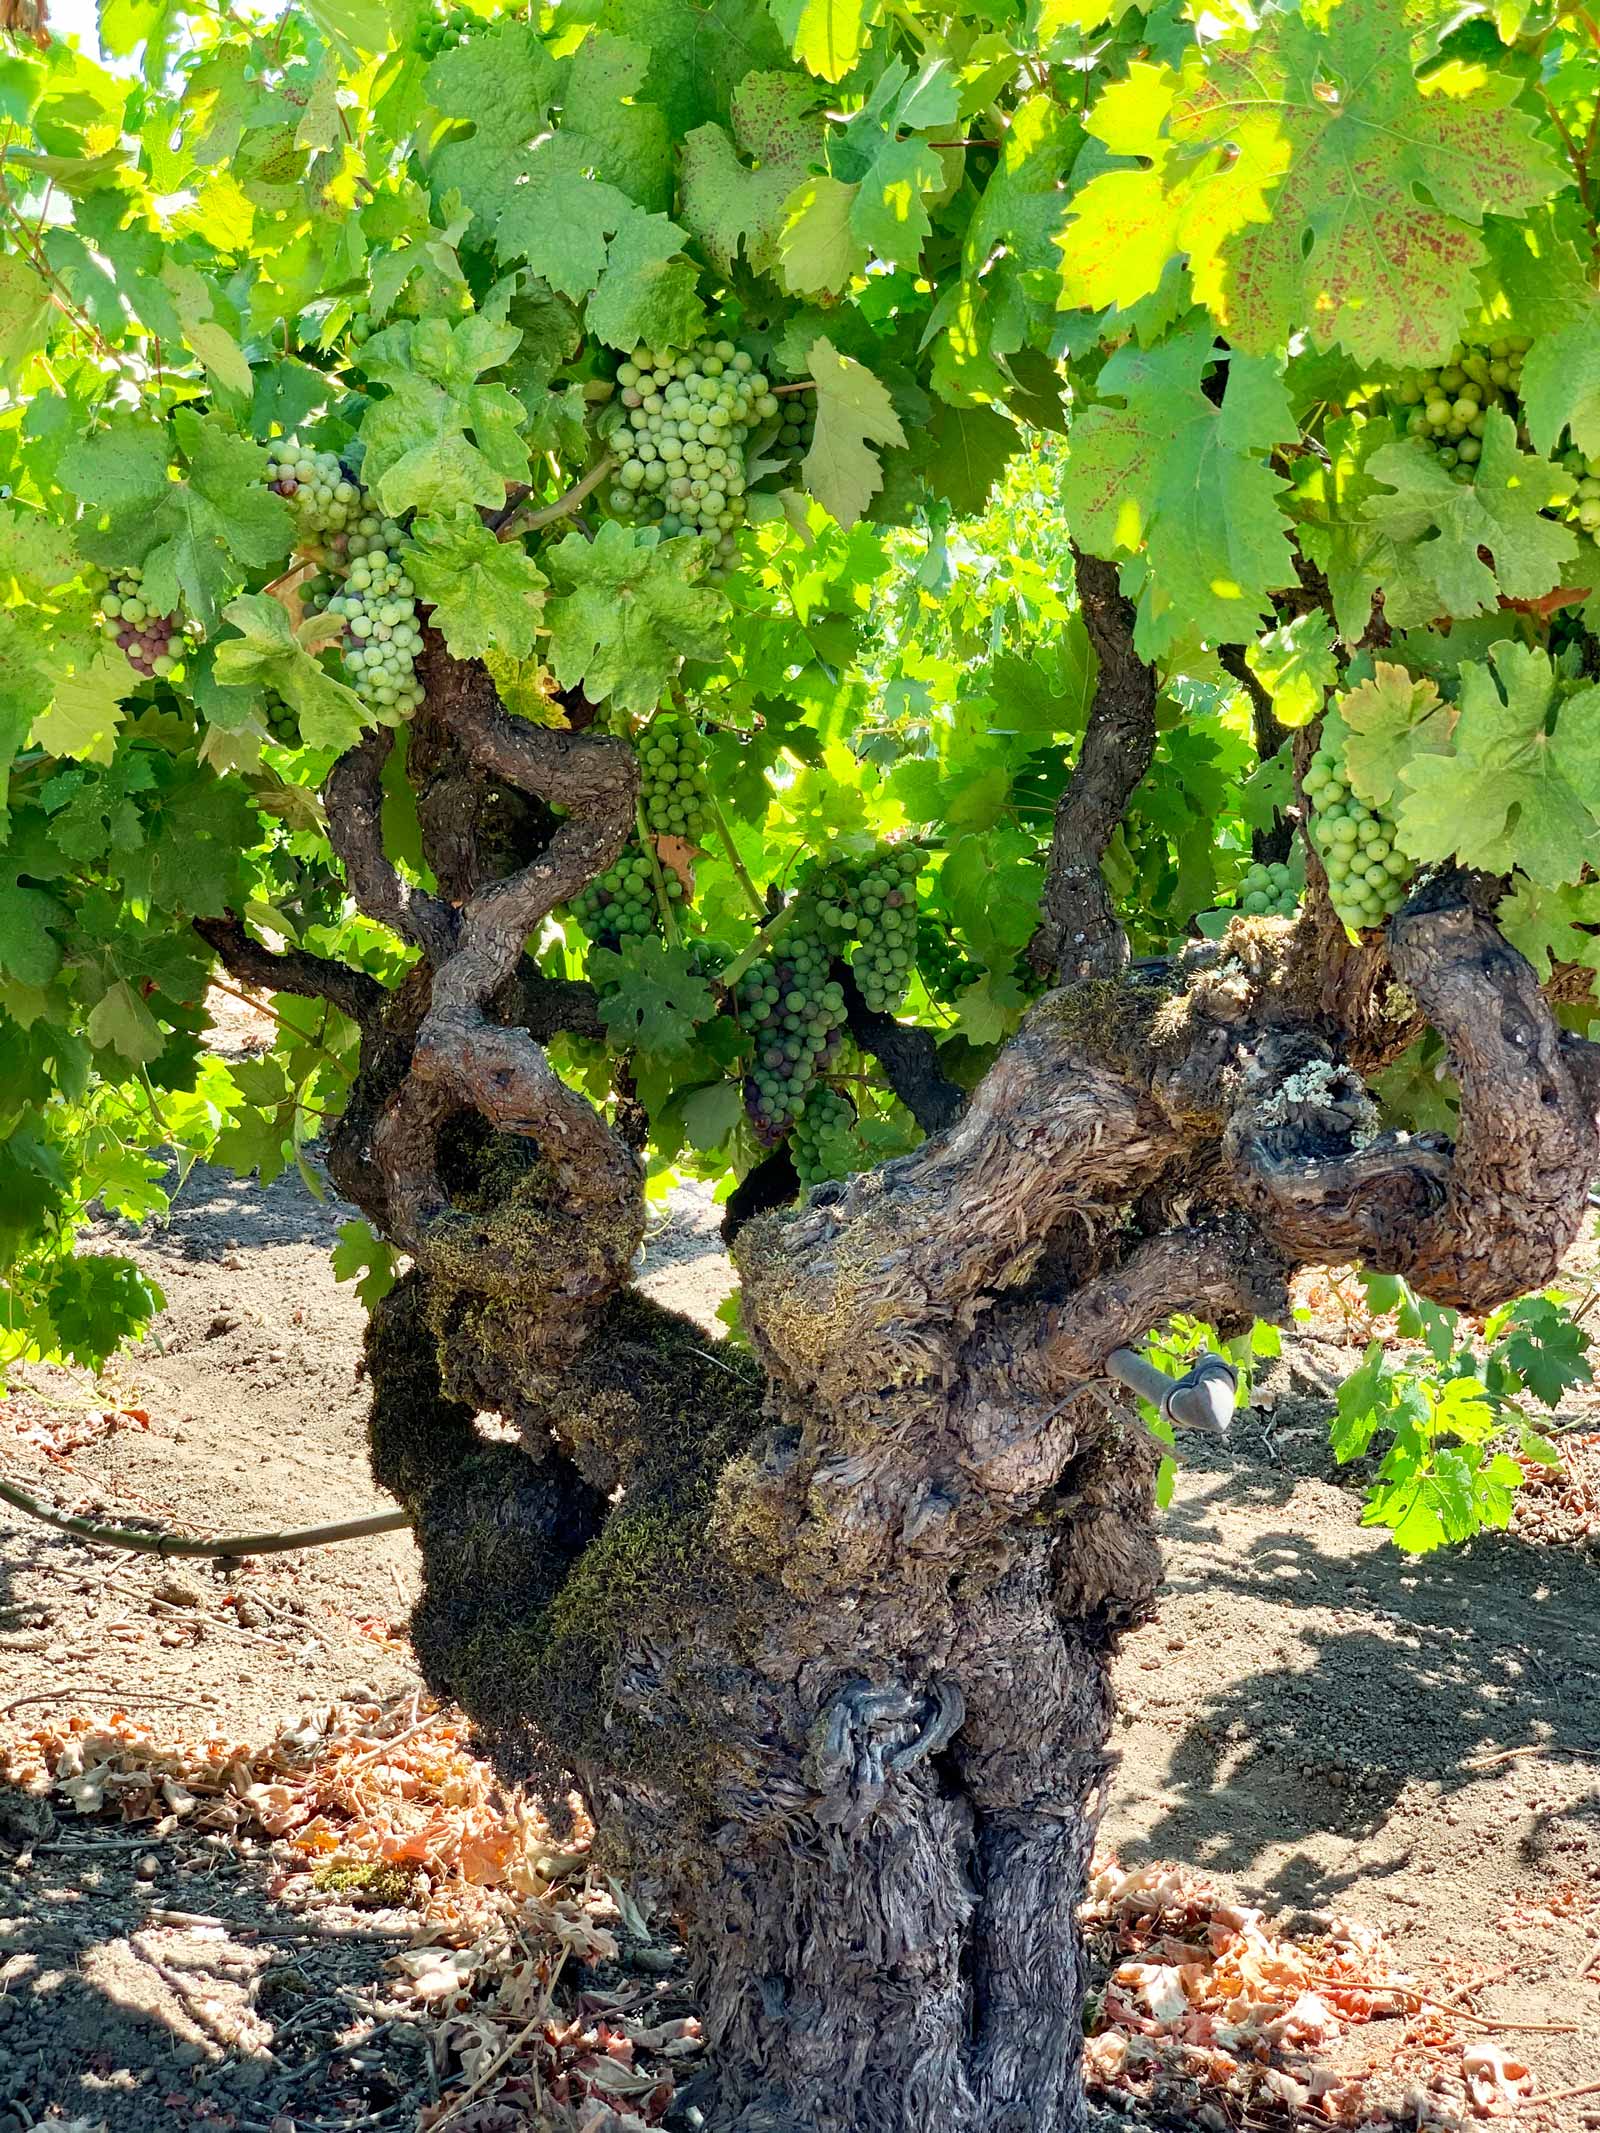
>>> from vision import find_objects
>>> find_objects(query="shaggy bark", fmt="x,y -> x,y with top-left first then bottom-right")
197,633 -> 1600,2133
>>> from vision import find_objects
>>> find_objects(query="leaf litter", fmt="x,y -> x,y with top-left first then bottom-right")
0,1708 -> 1571,2133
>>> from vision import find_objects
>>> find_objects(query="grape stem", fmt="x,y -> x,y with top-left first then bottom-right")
772,382 -> 815,397
637,796 -> 684,950
721,900 -> 803,991
705,786 -> 767,923
495,456 -> 618,544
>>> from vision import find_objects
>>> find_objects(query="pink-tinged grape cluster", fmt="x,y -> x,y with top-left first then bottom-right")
792,1083 -> 861,1186
265,445 -> 361,538
737,920 -> 848,1140
96,567 -> 183,679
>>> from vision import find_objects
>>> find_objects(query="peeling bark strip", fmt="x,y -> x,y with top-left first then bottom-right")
1031,548 -> 1157,983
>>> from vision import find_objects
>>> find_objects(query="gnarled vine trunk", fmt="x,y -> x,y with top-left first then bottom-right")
200,581 -> 1600,2133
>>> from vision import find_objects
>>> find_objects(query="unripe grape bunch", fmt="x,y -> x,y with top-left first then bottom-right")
95,566 -> 184,679
266,445 -> 363,540
737,920 -> 848,1140
811,847 -> 922,1014
303,525 -> 426,719
1303,745 -> 1412,933
1384,333 -> 1532,475
641,716 -> 712,844
608,337 -> 786,577
416,4 -> 474,54
1558,443 -> 1600,533
571,846 -> 679,947
792,1083 -> 862,1187
1234,859 -> 1299,917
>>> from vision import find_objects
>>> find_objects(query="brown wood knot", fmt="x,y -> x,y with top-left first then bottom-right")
807,1677 -> 965,1833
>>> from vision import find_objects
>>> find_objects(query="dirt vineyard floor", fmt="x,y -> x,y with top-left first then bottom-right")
1,1139 -> 1599,2133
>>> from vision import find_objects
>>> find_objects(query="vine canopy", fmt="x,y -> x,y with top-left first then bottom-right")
1,0 -> 1599,1404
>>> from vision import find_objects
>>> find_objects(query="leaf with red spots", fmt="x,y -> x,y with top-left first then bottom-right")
1057,0 -> 1564,366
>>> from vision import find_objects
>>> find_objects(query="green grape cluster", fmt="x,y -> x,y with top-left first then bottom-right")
608,337 -> 783,576
1304,746 -> 1411,933
93,566 -> 183,679
1557,443 -> 1600,533
302,510 -> 425,718
737,922 -> 848,1140
1384,333 -> 1532,473
571,845 -> 680,946
775,394 -> 816,463
416,4 -> 475,54
1234,859 -> 1299,917
792,1084 -> 861,1187
346,308 -> 374,348
641,717 -> 712,844
811,847 -> 922,1013
266,445 -> 362,538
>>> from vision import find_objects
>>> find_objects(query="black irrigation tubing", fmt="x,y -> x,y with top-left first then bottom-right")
0,1469 -> 411,1559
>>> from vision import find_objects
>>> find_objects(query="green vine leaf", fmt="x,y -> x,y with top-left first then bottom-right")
1395,641 -> 1600,887
544,522 -> 726,714
802,336 -> 907,528
404,511 -> 548,662
213,594 -> 372,754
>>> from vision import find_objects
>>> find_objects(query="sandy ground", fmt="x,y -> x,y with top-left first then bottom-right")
0,1151 -> 1597,2129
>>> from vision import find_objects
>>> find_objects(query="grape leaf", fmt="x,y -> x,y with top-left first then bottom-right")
1395,641 -> 1600,887
770,0 -> 877,83
544,522 -> 726,715
1362,411 -> 1577,626
1495,878 -> 1600,981
60,409 -> 170,516
86,977 -> 165,1064
31,650 -> 134,765
1059,0 -> 1564,365
1059,330 -> 1295,657
128,412 -> 293,635
603,0 -> 787,134
0,253 -> 52,374
585,210 -> 708,354
1501,1295 -> 1592,1408
331,1215 -> 399,1309
952,968 -> 1029,1045
921,402 -> 1020,516
680,70 -> 822,276
560,32 -> 674,211
404,510 -> 548,661
494,149 -> 634,302
358,312 -> 530,515
778,175 -> 867,297
424,24 -> 560,229
45,1253 -> 163,1374
590,937 -> 717,1051
802,336 -> 907,528
213,593 -> 371,753
1521,302 -> 1600,463
1246,612 -> 1336,729
1337,661 -> 1455,808
0,878 -> 68,987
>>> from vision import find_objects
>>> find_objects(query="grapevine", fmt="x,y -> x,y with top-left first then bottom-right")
640,716 -> 712,845
415,4 -> 475,54
792,1084 -> 862,1186
736,919 -> 848,1140
93,566 -> 184,680
1233,859 -> 1299,918
1304,743 -> 1411,935
571,847 -> 673,946
812,848 -> 922,1014
608,338 -> 781,576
